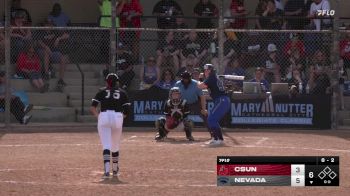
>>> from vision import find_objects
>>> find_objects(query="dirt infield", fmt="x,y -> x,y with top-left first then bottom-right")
0,128 -> 350,196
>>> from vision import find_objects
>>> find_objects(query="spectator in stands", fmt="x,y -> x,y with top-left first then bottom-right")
275,0 -> 284,10
156,31 -> 180,75
11,12 -> 32,62
177,54 -> 196,77
211,32 -> 237,70
174,16 -> 189,42
224,57 -> 245,76
48,3 -> 71,27
264,43 -> 281,83
10,0 -> 31,25
115,42 -> 135,90
37,21 -> 70,88
283,33 -> 306,58
242,32 -> 263,69
194,0 -> 218,29
98,0 -> 124,63
98,0 -> 124,28
224,57 -> 245,90
180,31 -> 208,68
287,68 -> 308,94
308,50 -> 331,93
308,0 -> 331,30
0,71 -> 32,124
0,29 -> 4,63
152,0 -> 183,39
340,31 -> 350,72
120,0 -> 143,62
259,0 -> 285,30
250,67 -> 270,91
255,0 -> 268,29
284,0 -> 305,29
285,48 -> 307,81
230,0 -> 248,29
156,68 -> 176,90
192,68 -> 202,81
16,43 -> 48,93
193,0 -> 218,42
140,56 -> 160,90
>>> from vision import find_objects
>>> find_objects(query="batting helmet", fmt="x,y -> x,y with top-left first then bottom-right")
106,73 -> 119,88
169,87 -> 181,106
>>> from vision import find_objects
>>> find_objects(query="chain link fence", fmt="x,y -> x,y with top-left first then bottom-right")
0,27 -> 342,128
0,0 -> 345,128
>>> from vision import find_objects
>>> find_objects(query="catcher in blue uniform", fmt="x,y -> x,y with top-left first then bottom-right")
155,87 -> 194,141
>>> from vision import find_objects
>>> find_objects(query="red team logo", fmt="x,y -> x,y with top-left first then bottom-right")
218,165 -> 230,176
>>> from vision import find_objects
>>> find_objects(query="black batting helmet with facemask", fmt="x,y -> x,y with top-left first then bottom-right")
169,87 -> 181,106
105,73 -> 119,88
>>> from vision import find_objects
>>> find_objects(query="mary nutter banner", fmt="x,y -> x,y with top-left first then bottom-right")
229,94 -> 331,129
126,87 -> 331,129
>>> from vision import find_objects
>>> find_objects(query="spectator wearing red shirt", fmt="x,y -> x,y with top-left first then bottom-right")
120,0 -> 143,62
230,0 -> 248,29
16,44 -> 47,92
283,33 -> 305,58
340,32 -> 350,69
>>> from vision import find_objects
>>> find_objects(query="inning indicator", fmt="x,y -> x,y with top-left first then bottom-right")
217,156 -> 339,186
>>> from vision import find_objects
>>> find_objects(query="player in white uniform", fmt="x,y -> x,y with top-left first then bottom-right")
90,73 -> 130,178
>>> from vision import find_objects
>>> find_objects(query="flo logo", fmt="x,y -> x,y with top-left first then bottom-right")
316,10 -> 335,16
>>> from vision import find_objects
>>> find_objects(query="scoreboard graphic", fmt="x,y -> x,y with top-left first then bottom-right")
217,156 -> 339,186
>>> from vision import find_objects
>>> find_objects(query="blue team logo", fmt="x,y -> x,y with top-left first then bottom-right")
217,177 -> 230,186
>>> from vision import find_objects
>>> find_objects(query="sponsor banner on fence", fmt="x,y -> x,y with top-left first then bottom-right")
127,88 -> 331,128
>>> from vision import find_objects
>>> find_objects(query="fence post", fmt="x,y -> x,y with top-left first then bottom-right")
331,0 -> 340,129
110,0 -> 117,73
4,0 -> 11,128
217,0 -> 225,74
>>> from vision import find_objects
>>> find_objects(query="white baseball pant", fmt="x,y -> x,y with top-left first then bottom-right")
98,111 -> 123,152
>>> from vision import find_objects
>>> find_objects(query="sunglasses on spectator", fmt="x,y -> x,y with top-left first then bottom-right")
148,59 -> 155,62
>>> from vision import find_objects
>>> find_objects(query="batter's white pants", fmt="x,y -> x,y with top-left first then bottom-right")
98,111 -> 123,152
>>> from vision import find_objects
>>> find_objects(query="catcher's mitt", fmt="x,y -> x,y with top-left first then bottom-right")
166,116 -> 179,130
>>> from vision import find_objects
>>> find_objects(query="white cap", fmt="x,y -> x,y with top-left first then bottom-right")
267,43 -> 277,52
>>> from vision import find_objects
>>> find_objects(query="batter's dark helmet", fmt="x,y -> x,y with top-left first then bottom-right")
106,73 -> 119,88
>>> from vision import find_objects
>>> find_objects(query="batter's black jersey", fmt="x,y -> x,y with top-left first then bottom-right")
91,87 -> 130,113
164,99 -> 190,120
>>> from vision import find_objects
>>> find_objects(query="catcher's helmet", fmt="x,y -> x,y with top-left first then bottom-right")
169,87 -> 181,106
106,73 -> 119,88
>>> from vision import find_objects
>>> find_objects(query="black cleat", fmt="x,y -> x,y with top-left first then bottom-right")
23,104 -> 33,114
155,133 -> 166,141
187,136 -> 195,141
102,172 -> 110,179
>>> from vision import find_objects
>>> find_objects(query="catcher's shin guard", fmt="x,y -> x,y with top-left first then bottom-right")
155,117 -> 167,140
184,119 -> 194,141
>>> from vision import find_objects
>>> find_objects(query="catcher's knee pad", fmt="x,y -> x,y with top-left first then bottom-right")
184,119 -> 193,135
183,119 -> 193,131
155,117 -> 166,129
155,117 -> 167,137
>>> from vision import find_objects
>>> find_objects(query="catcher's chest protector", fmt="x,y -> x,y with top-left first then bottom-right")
165,100 -> 187,120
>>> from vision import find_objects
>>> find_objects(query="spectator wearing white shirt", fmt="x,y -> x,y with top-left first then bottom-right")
308,0 -> 331,30
275,0 -> 284,11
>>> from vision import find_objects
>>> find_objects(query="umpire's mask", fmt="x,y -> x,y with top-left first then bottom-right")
181,71 -> 192,89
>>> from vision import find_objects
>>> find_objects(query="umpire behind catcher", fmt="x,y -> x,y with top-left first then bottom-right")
174,71 -> 208,132
90,73 -> 130,178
